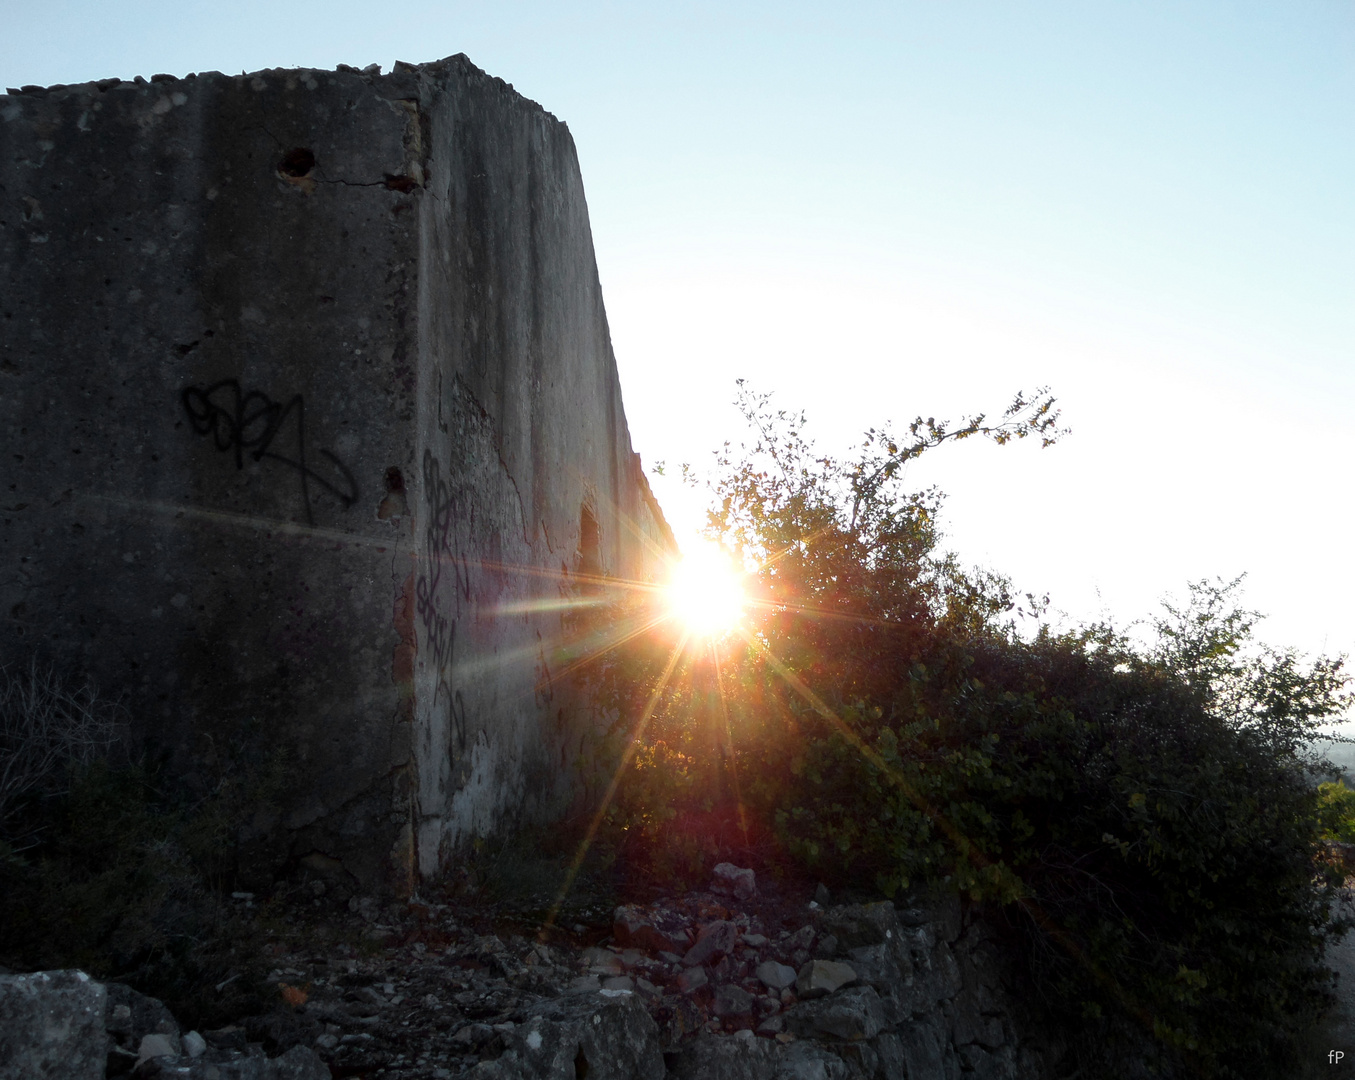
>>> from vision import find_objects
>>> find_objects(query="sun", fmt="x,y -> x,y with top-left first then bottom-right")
665,543 -> 747,638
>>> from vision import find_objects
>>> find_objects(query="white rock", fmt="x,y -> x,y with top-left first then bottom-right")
136,1032 -> 179,1067
711,862 -> 757,900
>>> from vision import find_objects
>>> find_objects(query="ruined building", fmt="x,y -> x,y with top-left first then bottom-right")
0,55 -> 674,890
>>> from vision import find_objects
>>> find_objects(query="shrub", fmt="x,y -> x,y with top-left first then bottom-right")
1318,780 -> 1355,843
588,384 -> 1349,1079
0,660 -> 126,836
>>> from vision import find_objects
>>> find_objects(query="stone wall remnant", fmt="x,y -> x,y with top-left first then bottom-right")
0,55 -> 675,891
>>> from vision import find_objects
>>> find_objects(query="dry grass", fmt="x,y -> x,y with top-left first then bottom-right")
0,659 -> 126,836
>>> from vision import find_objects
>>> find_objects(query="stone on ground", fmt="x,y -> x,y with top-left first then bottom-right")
710,863 -> 757,901
0,969 -> 107,1080
795,959 -> 858,999
711,984 -> 754,1018
613,905 -> 692,955
755,961 -> 798,991
682,920 -> 740,967
483,988 -> 665,1080
784,985 -> 888,1042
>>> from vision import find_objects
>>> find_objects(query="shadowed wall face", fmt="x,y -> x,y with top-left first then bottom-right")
0,56 -> 673,890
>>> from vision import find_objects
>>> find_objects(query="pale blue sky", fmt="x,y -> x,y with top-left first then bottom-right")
4,2 -> 1352,675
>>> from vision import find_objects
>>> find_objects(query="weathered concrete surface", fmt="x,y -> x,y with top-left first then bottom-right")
0,56 -> 674,890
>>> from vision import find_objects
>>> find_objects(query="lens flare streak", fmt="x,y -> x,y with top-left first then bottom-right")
540,629 -> 692,939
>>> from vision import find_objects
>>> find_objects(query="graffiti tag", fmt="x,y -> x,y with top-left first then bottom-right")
180,379 -> 358,526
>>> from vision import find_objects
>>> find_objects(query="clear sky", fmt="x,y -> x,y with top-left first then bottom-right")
4,2 -> 1351,678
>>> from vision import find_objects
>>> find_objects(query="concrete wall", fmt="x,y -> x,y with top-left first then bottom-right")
0,55 -> 674,890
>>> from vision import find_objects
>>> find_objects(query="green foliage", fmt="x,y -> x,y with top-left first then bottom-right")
1317,780 -> 1355,843
593,383 -> 1349,1080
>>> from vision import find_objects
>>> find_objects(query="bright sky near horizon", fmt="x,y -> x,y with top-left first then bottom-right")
4,3 -> 1351,690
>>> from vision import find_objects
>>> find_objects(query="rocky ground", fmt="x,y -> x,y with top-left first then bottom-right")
82,861 -> 1051,1079
14,864 -> 1355,1077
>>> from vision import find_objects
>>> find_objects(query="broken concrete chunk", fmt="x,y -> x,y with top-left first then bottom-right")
616,949 -> 649,970
820,901 -> 902,949
785,925 -> 816,952
582,947 -> 626,976
754,961 -> 798,991
872,1031 -> 908,1079
784,985 -> 887,1042
503,989 -> 665,1080
711,984 -> 754,1018
0,970 -> 107,1080
676,967 -> 709,994
137,1032 -> 180,1067
710,863 -> 757,901
844,941 -> 913,992
682,920 -> 739,968
182,1030 -> 207,1058
795,960 -> 857,999
896,1016 -> 947,1080
612,905 -> 691,956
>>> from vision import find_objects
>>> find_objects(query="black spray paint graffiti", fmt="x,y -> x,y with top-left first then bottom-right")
181,379 -> 358,526
414,448 -> 471,755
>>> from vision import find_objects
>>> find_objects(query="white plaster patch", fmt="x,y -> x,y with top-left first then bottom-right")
416,818 -> 443,879
525,1030 -> 543,1050
446,734 -> 504,851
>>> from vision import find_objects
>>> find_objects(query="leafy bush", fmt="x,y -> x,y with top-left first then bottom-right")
588,384 -> 1349,1079
1318,780 -> 1355,843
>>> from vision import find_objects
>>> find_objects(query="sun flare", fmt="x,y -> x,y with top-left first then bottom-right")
665,544 -> 746,638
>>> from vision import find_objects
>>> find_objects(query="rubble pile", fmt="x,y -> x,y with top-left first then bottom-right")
0,864 -> 1056,1079
0,969 -> 327,1079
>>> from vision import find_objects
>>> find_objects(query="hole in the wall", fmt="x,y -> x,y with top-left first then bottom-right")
574,1048 -> 590,1079
279,147 -> 316,177
377,466 -> 408,521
